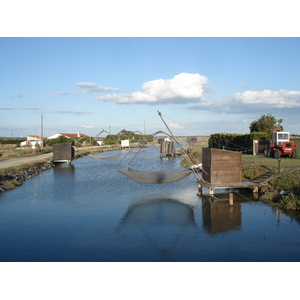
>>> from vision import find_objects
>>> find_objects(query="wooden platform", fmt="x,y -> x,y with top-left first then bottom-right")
197,171 -> 276,196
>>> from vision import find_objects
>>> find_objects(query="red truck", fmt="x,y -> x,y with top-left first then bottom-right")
269,128 -> 297,158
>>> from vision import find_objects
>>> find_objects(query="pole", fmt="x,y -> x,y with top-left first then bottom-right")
41,114 -> 43,149
157,111 -> 201,180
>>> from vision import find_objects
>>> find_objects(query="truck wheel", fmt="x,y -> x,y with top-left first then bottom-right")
293,149 -> 297,159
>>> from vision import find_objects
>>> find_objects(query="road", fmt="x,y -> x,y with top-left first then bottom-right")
0,153 -> 54,170
0,145 -> 113,170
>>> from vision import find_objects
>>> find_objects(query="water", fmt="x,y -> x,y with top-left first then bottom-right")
1,145 -> 300,262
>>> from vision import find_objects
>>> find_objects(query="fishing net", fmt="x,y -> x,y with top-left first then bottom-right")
124,148 -> 148,153
115,167 -> 192,184
88,153 -> 122,160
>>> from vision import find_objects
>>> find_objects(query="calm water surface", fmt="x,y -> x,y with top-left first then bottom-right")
1,146 -> 300,262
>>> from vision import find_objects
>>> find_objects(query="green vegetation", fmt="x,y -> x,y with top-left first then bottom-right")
182,138 -> 300,211
208,132 -> 268,151
46,136 -> 74,146
249,113 -> 283,139
103,129 -> 153,145
0,145 -> 53,159
0,138 -> 26,146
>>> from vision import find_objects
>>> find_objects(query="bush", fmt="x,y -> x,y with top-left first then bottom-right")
46,136 -> 73,146
278,192 -> 300,211
208,132 -> 269,151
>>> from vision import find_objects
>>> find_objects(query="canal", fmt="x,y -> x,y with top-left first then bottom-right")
1,145 -> 300,262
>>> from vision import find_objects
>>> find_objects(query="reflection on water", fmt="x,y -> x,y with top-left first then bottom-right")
117,196 -> 197,261
53,163 -> 75,177
202,198 -> 241,236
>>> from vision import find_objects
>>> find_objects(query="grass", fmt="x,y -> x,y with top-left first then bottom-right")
181,139 -> 300,211
0,146 -> 53,158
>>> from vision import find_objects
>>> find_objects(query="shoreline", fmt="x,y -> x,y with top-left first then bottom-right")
0,146 -> 114,194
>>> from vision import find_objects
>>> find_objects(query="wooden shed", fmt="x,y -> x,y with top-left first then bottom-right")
202,148 -> 242,184
53,142 -> 74,164
187,136 -> 197,144
159,140 -> 174,156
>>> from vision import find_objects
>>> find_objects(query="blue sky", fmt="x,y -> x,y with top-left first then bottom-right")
1,37 -> 300,138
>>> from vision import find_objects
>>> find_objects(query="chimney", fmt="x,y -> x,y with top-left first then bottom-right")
77,131 -> 81,137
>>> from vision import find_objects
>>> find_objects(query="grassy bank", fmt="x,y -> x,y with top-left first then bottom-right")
181,139 -> 300,211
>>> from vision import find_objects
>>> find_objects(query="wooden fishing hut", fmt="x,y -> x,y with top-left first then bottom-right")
53,142 -> 75,164
187,136 -> 197,144
199,148 -> 241,196
198,148 -> 264,200
158,138 -> 175,157
202,148 -> 242,184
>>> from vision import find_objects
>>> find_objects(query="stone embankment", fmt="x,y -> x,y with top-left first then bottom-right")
0,151 -> 92,194
0,162 -> 54,193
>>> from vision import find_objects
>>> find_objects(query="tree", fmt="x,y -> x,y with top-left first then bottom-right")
46,135 -> 73,146
118,129 -> 135,136
249,114 -> 283,139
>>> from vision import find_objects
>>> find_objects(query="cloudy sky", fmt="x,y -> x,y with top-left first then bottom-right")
1,5 -> 300,138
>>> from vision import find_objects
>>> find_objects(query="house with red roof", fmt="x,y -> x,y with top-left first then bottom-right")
20,135 -> 47,147
47,132 -> 90,140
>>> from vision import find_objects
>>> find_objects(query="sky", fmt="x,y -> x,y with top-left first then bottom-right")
1,1 -> 300,139
1,37 -> 300,138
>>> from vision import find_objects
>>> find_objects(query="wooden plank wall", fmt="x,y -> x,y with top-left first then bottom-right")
202,148 -> 242,184
160,140 -> 174,155
53,143 -> 74,161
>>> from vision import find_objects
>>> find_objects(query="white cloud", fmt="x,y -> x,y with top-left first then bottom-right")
47,91 -> 70,96
76,82 -> 119,94
241,84 -> 254,89
10,93 -> 24,99
50,110 -> 94,115
189,89 -> 300,114
82,121 -> 100,129
93,73 -> 209,104
0,106 -> 46,111
232,89 -> 300,108
169,122 -> 185,128
47,82 -> 119,96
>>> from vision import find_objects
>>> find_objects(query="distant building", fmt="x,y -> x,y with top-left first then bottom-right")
47,132 -> 90,140
121,139 -> 130,148
20,135 -> 47,147
187,136 -> 197,143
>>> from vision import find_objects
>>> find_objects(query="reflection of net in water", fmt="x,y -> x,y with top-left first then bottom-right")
116,167 -> 192,184
88,153 -> 122,160
117,198 -> 197,261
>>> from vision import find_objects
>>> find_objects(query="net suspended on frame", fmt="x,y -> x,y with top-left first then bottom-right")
88,153 -> 123,160
124,148 -> 148,153
115,167 -> 192,184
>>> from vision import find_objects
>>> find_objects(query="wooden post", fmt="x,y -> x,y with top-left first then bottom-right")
229,193 -> 233,206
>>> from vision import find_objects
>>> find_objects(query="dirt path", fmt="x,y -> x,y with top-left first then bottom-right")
0,153 -> 53,170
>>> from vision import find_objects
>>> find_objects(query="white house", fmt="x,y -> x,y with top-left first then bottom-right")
20,135 -> 47,147
47,132 -> 90,140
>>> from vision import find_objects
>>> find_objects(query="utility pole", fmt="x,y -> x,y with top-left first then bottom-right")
41,114 -> 44,149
